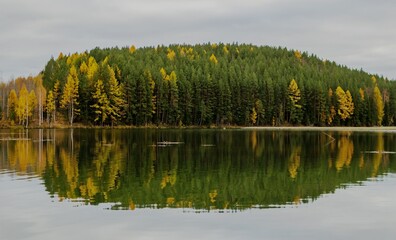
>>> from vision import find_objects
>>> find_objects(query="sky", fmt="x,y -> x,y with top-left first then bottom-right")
1,0 -> 396,82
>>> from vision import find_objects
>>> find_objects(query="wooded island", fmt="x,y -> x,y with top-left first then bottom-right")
0,43 -> 395,127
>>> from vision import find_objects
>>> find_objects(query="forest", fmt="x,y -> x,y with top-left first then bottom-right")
0,43 -> 395,127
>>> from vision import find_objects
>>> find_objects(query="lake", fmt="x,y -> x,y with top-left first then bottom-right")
1,128 -> 396,240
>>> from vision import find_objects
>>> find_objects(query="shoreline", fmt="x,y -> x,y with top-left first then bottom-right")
241,126 -> 396,132
1,122 -> 396,132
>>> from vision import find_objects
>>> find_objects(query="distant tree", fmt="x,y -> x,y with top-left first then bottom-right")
209,54 -> 218,65
129,45 -> 136,54
167,49 -> 176,61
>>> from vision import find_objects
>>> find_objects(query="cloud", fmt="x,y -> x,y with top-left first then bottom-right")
0,0 -> 395,81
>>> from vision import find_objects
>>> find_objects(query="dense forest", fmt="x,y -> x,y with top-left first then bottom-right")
1,43 -> 395,127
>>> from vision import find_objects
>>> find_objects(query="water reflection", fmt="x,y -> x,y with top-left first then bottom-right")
1,129 -> 395,211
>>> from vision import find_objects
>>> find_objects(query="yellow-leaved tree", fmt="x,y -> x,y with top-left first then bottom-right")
167,49 -> 176,61
61,66 -> 80,126
15,84 -> 37,127
373,85 -> 384,126
16,84 -> 29,126
336,86 -> 354,121
87,57 -> 99,83
288,79 -> 301,107
294,50 -> 302,62
52,80 -> 61,123
46,90 -> 55,125
129,45 -> 136,54
209,54 -> 218,64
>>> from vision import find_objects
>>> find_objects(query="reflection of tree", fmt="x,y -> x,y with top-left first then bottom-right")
57,130 -> 79,199
288,146 -> 301,179
3,129 -> 396,211
3,129 -> 47,175
372,132 -> 384,177
335,133 -> 354,171
78,130 -> 125,202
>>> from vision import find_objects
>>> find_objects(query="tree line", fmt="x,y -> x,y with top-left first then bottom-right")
1,43 -> 395,127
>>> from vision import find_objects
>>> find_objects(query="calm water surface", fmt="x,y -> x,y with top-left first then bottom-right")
1,128 -> 396,240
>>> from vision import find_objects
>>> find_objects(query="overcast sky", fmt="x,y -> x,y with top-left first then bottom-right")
1,0 -> 395,81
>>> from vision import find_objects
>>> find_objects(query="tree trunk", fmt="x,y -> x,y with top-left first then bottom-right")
70,99 -> 73,126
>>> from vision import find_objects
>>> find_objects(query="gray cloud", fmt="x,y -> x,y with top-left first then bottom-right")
1,0 -> 395,81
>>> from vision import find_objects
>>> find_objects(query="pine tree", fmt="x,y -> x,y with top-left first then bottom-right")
107,66 -> 126,126
168,71 -> 179,125
91,79 -> 110,125
7,89 -> 18,121
28,90 -> 37,126
327,88 -> 336,125
288,79 -> 302,124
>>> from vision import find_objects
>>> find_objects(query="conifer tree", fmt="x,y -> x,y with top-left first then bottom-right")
336,86 -> 354,121
46,90 -> 55,124
373,86 -> 384,126
288,79 -> 302,124
52,80 -> 60,123
7,89 -> 18,121
91,79 -> 110,125
28,90 -> 37,126
168,71 -> 179,124
60,66 -> 80,126
107,65 -> 126,125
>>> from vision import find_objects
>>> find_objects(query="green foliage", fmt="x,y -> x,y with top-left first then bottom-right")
37,43 -> 396,126
91,80 -> 110,125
